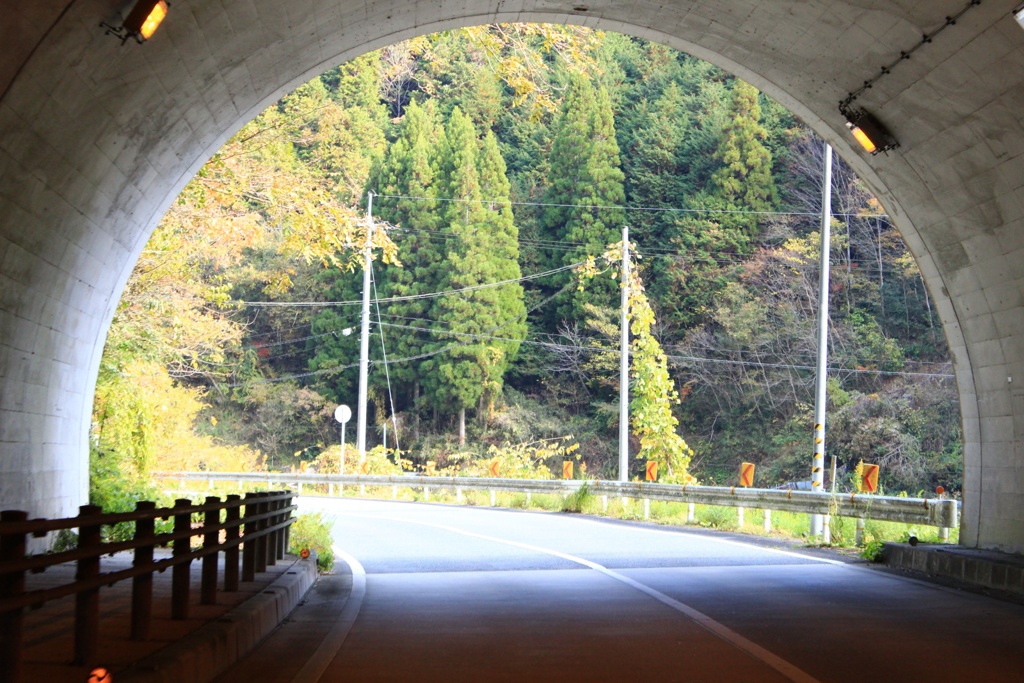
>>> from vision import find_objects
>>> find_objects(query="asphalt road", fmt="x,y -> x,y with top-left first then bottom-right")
218,497 -> 1024,682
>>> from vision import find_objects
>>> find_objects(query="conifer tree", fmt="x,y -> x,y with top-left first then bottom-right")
542,76 -> 626,320
476,131 -> 528,412
710,81 -> 778,223
370,101 -> 445,419
432,109 -> 526,442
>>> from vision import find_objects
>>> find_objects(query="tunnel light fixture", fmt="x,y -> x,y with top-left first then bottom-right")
1015,3 -> 1024,31
102,0 -> 169,45
840,106 -> 899,155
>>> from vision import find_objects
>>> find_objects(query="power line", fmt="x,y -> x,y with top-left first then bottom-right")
227,271 -> 574,388
375,193 -> 890,220
365,263 -> 400,451
376,319 -> 955,380
238,262 -> 580,308
391,225 -> 926,277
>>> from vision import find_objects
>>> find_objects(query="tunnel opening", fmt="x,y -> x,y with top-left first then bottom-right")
90,24 -> 959,550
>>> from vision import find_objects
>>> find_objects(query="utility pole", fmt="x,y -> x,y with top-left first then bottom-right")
357,193 -> 374,462
619,226 -> 630,482
810,144 -> 833,537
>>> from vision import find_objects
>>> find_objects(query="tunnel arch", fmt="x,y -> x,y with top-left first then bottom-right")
2,1 -> 1021,550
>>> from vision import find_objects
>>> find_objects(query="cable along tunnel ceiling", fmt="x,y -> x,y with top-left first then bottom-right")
1,0 -> 1023,551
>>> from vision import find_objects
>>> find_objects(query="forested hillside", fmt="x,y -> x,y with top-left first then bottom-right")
90,26 -> 961,509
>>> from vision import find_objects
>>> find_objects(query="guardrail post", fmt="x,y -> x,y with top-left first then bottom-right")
73,504 -> 103,665
737,506 -> 745,527
526,492 -> 532,505
490,490 -> 496,507
255,494 -> 269,573
329,482 -> 334,496
201,496 -> 220,605
392,485 -> 398,500
171,498 -> 192,620
643,499 -> 650,520
456,488 -> 462,503
763,509 -> 772,532
224,495 -> 240,592
131,501 -> 156,640
855,517 -> 866,545
242,493 -> 257,582
687,503 -> 695,523
601,495 -> 608,512
1,510 -> 28,683
424,486 -> 430,502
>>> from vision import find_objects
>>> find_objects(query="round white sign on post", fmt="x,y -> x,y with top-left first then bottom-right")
334,404 -> 352,424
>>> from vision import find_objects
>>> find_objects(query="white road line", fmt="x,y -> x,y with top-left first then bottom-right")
571,515 -> 845,566
337,511 -> 821,683
289,547 -> 367,683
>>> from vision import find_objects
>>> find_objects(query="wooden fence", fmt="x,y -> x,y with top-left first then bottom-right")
0,491 -> 295,683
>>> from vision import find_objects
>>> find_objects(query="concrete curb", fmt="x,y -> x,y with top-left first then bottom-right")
118,556 -> 319,683
882,542 -> 1024,599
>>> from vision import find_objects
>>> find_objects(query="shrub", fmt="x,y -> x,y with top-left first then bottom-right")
561,481 -> 593,513
861,539 -> 885,562
288,512 -> 335,572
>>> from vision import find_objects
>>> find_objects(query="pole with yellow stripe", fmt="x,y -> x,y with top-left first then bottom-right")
810,143 -> 832,538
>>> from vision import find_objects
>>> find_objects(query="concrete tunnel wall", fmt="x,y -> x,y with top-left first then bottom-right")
1,0 -> 1023,550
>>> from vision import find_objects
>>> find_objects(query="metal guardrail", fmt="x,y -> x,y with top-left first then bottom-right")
0,491 -> 295,683
161,471 -> 960,530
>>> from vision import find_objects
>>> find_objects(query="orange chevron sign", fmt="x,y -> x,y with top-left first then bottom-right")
563,461 -> 574,479
856,461 -> 880,493
740,462 -> 755,487
646,460 -> 658,481
488,459 -> 500,477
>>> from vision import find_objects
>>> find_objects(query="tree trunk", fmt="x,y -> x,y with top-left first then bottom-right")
413,381 -> 421,440
458,407 -> 466,446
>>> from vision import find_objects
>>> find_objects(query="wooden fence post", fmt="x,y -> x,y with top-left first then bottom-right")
131,501 -> 156,641
201,496 -> 220,605
242,493 -> 257,582
275,495 -> 287,561
266,496 -> 279,567
254,493 -> 268,574
0,510 -> 28,683
278,497 -> 290,561
171,499 -> 192,620
224,495 -> 240,592
73,505 -> 103,665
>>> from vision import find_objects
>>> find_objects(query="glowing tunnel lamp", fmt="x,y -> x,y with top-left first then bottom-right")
841,107 -> 899,155
133,0 -> 169,40
1015,3 -> 1024,31
103,0 -> 170,44
847,123 -> 878,154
